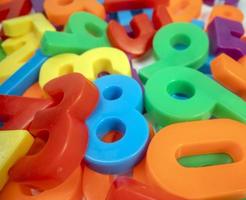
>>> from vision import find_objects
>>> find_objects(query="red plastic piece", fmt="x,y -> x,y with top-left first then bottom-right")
9,73 -> 99,190
104,0 -> 168,12
0,167 -> 83,200
108,14 -> 155,58
107,5 -> 172,57
0,0 -> 32,22
0,95 -> 53,130
106,177 -> 185,200
152,5 -> 172,29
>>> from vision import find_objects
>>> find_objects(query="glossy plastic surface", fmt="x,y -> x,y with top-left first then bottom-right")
10,73 -> 99,190
86,75 -> 149,174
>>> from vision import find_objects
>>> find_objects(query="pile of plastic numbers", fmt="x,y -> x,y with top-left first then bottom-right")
0,0 -> 246,199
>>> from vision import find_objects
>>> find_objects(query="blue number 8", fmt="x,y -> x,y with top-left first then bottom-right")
85,75 -> 149,174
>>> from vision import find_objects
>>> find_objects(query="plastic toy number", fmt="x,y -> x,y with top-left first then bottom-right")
0,14 -> 55,83
139,22 -> 209,83
108,14 -> 156,58
39,47 -> 132,88
85,75 -> 149,174
167,0 -> 202,22
0,95 -> 53,130
208,4 -> 244,25
0,1 -> 246,200
144,66 -> 246,127
9,73 -> 99,190
146,119 -> 246,199
107,5 -> 172,57
41,12 -> 110,56
44,0 -> 106,26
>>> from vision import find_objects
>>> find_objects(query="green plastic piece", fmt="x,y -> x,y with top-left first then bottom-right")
178,153 -> 233,168
139,23 -> 209,83
0,42 -> 6,62
145,67 -> 246,127
41,12 -> 110,56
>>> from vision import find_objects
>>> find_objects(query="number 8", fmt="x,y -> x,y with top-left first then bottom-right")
86,75 -> 149,174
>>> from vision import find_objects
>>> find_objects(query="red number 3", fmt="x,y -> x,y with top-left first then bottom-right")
10,73 -> 99,190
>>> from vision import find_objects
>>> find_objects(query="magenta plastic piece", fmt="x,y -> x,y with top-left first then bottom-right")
207,17 -> 246,60
31,0 -> 44,12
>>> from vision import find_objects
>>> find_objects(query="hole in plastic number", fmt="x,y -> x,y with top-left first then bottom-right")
103,86 -> 123,101
167,80 -> 195,100
171,34 -> 191,50
96,118 -> 125,143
